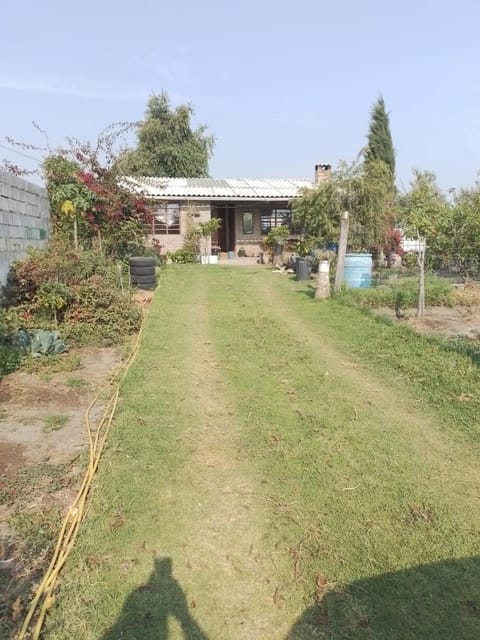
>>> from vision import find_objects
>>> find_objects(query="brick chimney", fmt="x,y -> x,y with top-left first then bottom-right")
314,163 -> 332,185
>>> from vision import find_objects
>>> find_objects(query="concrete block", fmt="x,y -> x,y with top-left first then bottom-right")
0,183 -> 12,198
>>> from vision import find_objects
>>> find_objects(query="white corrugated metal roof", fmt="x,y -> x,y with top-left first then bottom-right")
120,176 -> 313,200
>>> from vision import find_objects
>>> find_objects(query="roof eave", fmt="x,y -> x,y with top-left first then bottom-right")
146,195 -> 302,202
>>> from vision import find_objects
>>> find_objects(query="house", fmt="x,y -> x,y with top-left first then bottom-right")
122,164 -> 331,257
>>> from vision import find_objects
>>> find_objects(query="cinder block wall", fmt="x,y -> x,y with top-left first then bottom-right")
0,172 -> 50,283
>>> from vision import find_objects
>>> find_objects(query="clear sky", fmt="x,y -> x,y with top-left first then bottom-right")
1,0 -> 479,191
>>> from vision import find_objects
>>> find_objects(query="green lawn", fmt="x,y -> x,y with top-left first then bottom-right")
43,265 -> 480,639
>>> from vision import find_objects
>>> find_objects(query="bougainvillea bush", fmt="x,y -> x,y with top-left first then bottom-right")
44,154 -> 154,261
0,124 -> 156,352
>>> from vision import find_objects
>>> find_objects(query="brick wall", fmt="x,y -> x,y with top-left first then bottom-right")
0,172 -> 50,283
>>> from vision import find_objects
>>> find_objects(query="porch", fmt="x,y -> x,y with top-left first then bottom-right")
211,201 -> 293,258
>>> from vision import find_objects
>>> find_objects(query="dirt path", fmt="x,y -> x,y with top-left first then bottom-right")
143,278 -> 297,638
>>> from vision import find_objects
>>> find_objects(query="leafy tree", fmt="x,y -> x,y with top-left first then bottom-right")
293,159 -> 396,251
401,170 -> 447,318
364,96 -> 395,182
432,187 -> 480,276
117,91 -> 215,177
292,180 -> 341,246
43,155 -> 96,250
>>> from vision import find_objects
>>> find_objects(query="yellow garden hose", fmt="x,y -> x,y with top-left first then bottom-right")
17,304 -> 147,640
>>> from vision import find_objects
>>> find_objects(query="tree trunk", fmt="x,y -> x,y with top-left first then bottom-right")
334,211 -> 349,292
417,235 -> 425,319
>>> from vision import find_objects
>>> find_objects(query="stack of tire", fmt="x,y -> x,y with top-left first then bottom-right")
129,256 -> 156,290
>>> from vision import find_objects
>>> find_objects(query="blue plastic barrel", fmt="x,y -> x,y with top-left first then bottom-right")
343,253 -> 372,288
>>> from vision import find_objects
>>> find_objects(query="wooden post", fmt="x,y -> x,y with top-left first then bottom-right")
315,260 -> 330,299
334,211 -> 349,292
416,234 -> 426,319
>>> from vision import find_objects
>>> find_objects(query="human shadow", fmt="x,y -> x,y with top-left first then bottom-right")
101,558 -> 209,640
286,556 -> 480,639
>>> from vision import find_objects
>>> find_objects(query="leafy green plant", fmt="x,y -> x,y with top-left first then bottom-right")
64,376 -> 89,389
36,282 -> 73,327
63,275 -> 142,346
21,353 -> 81,377
198,218 -> 222,238
263,225 -> 290,248
402,252 -> 418,270
168,248 -> 198,264
260,226 -> 291,263
43,414 -> 69,432
0,344 -> 21,377
0,310 -> 21,377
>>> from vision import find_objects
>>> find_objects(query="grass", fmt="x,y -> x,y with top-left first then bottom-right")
64,376 -> 89,389
42,414 -> 69,432
0,462 -> 75,640
38,265 -> 480,640
336,273 -> 454,308
21,353 -> 81,379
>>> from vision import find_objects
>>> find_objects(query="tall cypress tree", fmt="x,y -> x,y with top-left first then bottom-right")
365,96 -> 395,181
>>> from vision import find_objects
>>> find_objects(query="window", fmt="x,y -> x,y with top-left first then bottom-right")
260,209 -> 291,234
242,211 -> 253,234
151,204 -> 180,234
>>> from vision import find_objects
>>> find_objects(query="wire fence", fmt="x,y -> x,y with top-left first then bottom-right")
371,258 -> 480,286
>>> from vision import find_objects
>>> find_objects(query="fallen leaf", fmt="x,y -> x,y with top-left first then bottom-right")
11,596 -> 22,621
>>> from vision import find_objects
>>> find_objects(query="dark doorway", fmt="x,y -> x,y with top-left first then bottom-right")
212,204 -> 235,252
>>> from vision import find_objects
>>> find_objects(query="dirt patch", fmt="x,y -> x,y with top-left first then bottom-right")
0,443 -> 25,481
0,347 -> 121,638
374,305 -> 480,338
0,347 -> 121,470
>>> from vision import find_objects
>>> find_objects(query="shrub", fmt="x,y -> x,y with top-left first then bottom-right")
402,252 -> 418,270
1,241 -> 143,349
169,248 -> 198,264
0,310 -> 21,376
63,274 -> 142,346
2,242 -> 109,308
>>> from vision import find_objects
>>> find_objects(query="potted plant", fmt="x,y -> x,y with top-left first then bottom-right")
237,246 -> 246,257
198,218 -> 222,264
261,225 -> 290,266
